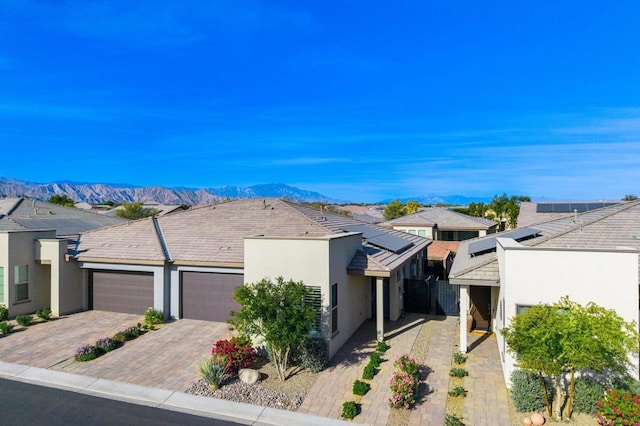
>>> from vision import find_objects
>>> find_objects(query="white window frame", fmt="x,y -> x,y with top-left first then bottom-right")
14,265 -> 29,303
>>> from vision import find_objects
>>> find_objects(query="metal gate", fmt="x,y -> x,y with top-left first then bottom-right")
432,279 -> 459,316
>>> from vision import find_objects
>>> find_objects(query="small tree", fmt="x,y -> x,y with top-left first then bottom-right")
228,277 -> 316,381
623,194 -> 639,201
49,194 -> 75,207
115,202 -> 159,220
383,199 -> 406,220
405,200 -> 420,215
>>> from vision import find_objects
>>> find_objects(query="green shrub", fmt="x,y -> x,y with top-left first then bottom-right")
596,389 -> 640,425
376,341 -> 389,352
444,413 -> 465,426
341,401 -> 358,420
573,377 -> 605,414
510,369 -> 554,413
36,308 -> 52,321
452,351 -> 467,364
370,352 -> 382,368
394,354 -> 420,379
95,337 -> 119,353
122,325 -> 141,340
0,305 -> 8,321
298,336 -> 329,373
199,354 -> 229,390
112,332 -> 127,343
75,344 -> 98,362
144,307 -> 164,325
362,363 -> 375,380
449,367 -> 468,378
0,321 -> 14,334
612,374 -> 640,394
352,379 -> 370,396
448,386 -> 468,397
16,315 -> 33,327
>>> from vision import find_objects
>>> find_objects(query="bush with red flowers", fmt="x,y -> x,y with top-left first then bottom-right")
596,389 -> 640,425
212,336 -> 256,374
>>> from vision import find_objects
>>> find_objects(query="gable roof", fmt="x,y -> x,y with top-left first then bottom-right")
75,198 -> 430,274
450,200 -> 640,284
517,201 -> 621,228
383,207 -> 497,230
0,198 -> 127,237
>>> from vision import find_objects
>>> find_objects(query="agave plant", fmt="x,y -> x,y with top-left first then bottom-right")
199,354 -> 229,390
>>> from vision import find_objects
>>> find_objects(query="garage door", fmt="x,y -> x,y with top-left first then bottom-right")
91,270 -> 154,314
181,272 -> 243,321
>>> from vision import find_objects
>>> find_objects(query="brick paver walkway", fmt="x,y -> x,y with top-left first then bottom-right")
463,332 -> 511,426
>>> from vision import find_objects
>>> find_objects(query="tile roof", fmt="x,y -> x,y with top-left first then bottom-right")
75,198 -> 430,274
427,241 -> 460,260
450,200 -> 640,283
383,207 -> 497,230
517,201 -> 621,227
0,198 -> 127,237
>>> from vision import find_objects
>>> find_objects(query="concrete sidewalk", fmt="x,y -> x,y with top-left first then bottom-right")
0,361 -> 355,426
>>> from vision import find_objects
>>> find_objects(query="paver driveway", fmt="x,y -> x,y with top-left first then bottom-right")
0,310 -> 141,369
53,316 -> 232,392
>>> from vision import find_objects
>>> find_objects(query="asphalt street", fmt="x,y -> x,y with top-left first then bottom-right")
0,378 -> 240,426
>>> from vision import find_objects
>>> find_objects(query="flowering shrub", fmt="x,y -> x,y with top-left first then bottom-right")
596,389 -> 640,425
122,325 -> 141,340
394,354 -> 420,379
212,336 -> 256,375
144,307 -> 164,325
389,353 -> 421,409
75,344 -> 98,362
389,370 -> 419,408
95,337 -> 118,353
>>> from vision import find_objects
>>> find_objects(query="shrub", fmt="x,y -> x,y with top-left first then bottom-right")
212,336 -> 256,375
394,354 -> 420,379
352,379 -> 370,396
612,374 -> 640,395
370,352 -> 382,368
453,351 -> 467,364
448,386 -> 468,397
389,370 -> 419,408
36,308 -> 52,321
341,401 -> 358,420
362,363 -> 375,380
449,367 -> 468,378
0,305 -> 8,321
95,337 -> 118,353
144,307 -> 164,325
376,341 -> 389,352
75,344 -> 98,362
122,325 -> 141,340
112,332 -> 127,343
510,369 -> 554,413
444,413 -> 465,426
596,389 -> 640,425
0,321 -> 14,334
199,354 -> 229,390
298,336 -> 329,373
16,315 -> 32,327
573,377 -> 605,414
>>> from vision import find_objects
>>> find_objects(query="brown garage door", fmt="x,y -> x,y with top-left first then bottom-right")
91,270 -> 154,315
181,272 -> 243,321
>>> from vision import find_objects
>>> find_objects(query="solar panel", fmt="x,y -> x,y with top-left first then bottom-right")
536,202 -> 617,213
468,227 -> 539,256
343,224 -> 414,253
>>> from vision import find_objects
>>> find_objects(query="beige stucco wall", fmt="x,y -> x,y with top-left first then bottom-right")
36,239 -> 84,315
244,233 -> 366,358
393,225 -> 435,239
1,230 -> 55,317
495,238 -> 639,384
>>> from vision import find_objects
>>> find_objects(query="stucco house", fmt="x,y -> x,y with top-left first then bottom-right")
0,198 -> 126,317
449,200 -> 640,383
72,198 -> 431,357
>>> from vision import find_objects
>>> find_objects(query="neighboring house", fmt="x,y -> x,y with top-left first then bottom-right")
517,201 -> 619,228
449,200 -> 640,383
0,198 -> 126,317
102,203 -> 185,217
382,207 -> 497,241
72,198 -> 431,357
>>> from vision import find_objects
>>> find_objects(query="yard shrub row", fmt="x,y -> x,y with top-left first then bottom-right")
74,323 -> 144,362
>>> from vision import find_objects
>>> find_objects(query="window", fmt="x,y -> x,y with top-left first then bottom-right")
331,283 -> 338,334
407,229 -> 417,235
0,267 -> 4,303
14,265 -> 28,302
417,230 -> 426,237
516,304 -> 532,315
305,286 -> 322,336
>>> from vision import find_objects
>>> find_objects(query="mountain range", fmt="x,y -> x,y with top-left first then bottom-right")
0,177 -> 498,205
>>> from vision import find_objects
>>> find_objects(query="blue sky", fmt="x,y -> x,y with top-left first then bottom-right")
1,1 -> 640,203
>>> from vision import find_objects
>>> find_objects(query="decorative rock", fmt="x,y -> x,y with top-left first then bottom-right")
530,413 -> 545,425
238,368 -> 260,384
522,417 -> 532,426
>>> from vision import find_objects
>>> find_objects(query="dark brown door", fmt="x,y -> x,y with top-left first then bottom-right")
91,270 -> 154,314
181,272 -> 243,321
469,286 -> 491,331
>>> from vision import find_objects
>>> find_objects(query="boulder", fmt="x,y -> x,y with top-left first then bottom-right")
238,368 -> 260,384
